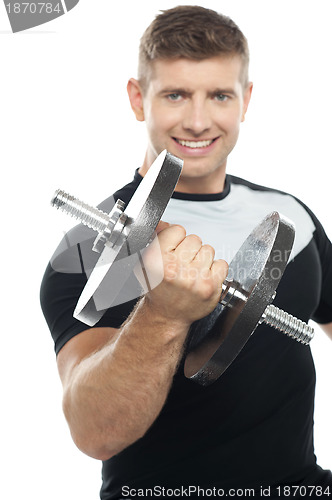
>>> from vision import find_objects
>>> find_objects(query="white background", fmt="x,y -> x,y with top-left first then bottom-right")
1,1 -> 331,498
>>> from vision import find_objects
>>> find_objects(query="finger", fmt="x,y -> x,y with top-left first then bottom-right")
192,244 -> 215,269
211,259 -> 229,286
155,220 -> 170,234
156,224 -> 187,252
175,234 -> 203,263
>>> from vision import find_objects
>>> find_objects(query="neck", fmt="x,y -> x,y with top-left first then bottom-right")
174,168 -> 226,195
138,152 -> 227,195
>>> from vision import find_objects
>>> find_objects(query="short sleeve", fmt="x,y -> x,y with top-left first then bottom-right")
307,209 -> 332,324
40,227 -> 139,355
40,173 -> 143,354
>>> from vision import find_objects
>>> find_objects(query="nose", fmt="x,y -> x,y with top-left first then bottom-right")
182,97 -> 212,136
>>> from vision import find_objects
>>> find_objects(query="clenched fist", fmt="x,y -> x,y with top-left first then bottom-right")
138,223 -> 228,327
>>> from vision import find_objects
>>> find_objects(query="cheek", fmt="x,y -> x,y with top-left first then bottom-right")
220,108 -> 243,135
146,103 -> 181,134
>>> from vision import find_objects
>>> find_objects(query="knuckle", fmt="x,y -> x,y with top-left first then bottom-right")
201,243 -> 215,256
214,259 -> 229,279
220,259 -> 229,273
202,243 -> 214,252
187,234 -> 202,246
171,224 -> 186,239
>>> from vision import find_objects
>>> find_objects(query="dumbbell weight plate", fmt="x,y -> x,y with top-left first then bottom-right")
184,212 -> 295,386
74,150 -> 183,326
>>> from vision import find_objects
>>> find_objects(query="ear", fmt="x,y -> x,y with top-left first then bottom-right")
127,78 -> 145,122
241,82 -> 253,122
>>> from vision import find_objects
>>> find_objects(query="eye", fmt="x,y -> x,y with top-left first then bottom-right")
215,94 -> 228,102
167,93 -> 182,102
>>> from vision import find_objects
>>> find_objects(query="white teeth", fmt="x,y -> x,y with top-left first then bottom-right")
177,139 -> 214,148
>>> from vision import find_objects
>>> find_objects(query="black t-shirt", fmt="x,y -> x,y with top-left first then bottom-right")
40,173 -> 332,499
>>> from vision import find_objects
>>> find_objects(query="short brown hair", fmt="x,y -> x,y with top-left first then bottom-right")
138,5 -> 250,89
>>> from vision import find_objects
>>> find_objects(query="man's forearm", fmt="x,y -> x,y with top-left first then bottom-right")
61,224 -> 228,460
63,297 -> 190,461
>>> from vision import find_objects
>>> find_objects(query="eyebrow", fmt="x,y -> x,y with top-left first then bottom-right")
212,88 -> 238,97
158,87 -> 238,97
158,87 -> 190,96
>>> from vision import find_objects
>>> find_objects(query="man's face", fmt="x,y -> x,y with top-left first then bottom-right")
129,55 -> 252,192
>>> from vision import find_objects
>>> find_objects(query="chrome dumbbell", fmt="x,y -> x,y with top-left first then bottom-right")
51,151 -> 314,385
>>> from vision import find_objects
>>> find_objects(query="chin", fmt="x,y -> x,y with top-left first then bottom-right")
182,163 -> 219,178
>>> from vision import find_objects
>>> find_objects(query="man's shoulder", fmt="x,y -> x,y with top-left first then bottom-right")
97,170 -> 142,213
228,174 -> 290,196
227,174 -> 317,222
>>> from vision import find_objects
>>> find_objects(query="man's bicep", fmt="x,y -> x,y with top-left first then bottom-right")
57,327 -> 120,387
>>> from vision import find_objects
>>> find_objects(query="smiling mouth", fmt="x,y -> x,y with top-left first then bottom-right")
173,138 -> 217,149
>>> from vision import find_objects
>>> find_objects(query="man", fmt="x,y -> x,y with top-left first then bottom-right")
41,6 -> 332,499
